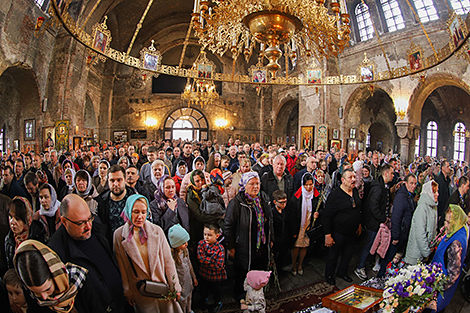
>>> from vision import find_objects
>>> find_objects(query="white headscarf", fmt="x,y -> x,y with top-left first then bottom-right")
421,180 -> 438,205
301,172 -> 314,228
151,160 -> 166,187
39,183 -> 61,217
64,168 -> 76,192
75,170 -> 93,197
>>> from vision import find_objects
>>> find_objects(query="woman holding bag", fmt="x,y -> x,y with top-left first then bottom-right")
113,194 -> 182,313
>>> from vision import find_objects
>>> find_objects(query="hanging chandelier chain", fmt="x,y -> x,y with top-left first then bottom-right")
126,0 -> 155,56
179,18 -> 195,68
80,0 -> 103,30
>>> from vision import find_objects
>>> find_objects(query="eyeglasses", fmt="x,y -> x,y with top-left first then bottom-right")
350,197 -> 356,208
64,214 -> 95,227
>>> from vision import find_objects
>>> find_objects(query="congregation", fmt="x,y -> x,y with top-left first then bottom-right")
0,138 -> 469,313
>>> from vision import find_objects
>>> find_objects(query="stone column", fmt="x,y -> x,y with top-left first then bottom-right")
396,122 -> 419,164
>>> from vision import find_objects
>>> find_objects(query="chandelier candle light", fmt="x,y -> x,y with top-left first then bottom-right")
191,0 -> 351,78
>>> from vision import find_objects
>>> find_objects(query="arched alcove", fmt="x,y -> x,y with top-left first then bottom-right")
273,100 -> 299,146
84,95 -> 98,130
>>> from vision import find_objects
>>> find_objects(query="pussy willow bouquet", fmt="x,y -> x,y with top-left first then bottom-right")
379,262 -> 447,313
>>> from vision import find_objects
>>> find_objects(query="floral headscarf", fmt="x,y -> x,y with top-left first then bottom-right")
121,194 -> 150,244
239,171 -> 260,192
14,240 -> 88,313
39,183 -> 61,218
445,204 -> 468,240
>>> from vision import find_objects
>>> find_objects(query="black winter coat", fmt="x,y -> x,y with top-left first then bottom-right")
363,176 -> 390,233
149,197 -> 190,235
390,184 -> 416,241
225,191 -> 274,271
48,222 -> 128,313
94,185 -> 136,246
260,170 -> 294,202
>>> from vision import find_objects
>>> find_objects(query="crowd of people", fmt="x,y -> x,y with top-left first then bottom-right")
0,137 -> 469,313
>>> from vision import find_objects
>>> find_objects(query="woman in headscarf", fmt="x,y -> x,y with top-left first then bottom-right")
113,194 -> 182,313
431,204 -> 468,312
14,240 -> 98,313
179,156 -> 210,202
149,175 -> 190,235
225,172 -> 273,300
34,184 -> 61,241
232,158 -> 253,192
73,170 -> 99,213
173,160 -> 187,197
118,156 -> 129,170
287,173 -> 319,276
206,152 -> 221,173
143,160 -> 166,202
4,197 -> 45,270
92,160 -> 110,194
59,167 -> 76,200
87,155 -> 100,177
405,180 -> 439,265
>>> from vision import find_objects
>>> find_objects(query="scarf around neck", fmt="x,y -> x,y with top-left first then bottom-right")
244,191 -> 266,250
39,183 -> 61,218
301,173 -> 314,228
121,194 -> 150,244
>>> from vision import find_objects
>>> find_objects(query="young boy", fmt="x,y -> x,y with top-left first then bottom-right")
3,269 -> 27,313
220,155 -> 230,171
271,190 -> 288,271
197,223 -> 227,313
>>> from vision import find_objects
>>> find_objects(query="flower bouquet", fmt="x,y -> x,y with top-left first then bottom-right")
380,262 -> 447,313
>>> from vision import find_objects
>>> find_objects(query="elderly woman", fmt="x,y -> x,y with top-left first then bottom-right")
143,160 -> 166,202
5,197 -> 45,270
73,170 -> 99,213
14,239 -> 98,312
232,158 -> 253,192
34,183 -> 61,241
173,160 -> 187,197
225,172 -> 273,299
150,175 -> 190,235
405,180 -> 439,265
430,204 -> 468,312
113,194 -> 182,313
92,160 -> 110,194
87,155 -> 100,177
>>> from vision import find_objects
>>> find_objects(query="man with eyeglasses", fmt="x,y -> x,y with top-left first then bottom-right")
323,168 -> 362,286
48,194 -> 129,313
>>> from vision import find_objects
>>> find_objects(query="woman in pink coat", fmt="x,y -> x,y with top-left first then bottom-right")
113,194 -> 183,313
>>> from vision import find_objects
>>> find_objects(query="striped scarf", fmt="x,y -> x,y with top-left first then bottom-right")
14,240 -> 88,313
244,192 -> 266,250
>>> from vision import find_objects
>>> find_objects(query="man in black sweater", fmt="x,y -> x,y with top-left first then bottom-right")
323,168 -> 362,285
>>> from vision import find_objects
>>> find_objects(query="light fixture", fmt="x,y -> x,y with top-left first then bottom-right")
192,0 -> 351,78
215,118 -> 228,128
394,97 -> 408,120
181,50 -> 219,106
145,117 -> 157,128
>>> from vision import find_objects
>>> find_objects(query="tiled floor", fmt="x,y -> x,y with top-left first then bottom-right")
198,240 -> 470,312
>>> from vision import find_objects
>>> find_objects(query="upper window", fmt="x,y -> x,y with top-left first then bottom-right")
449,0 -> 470,14
453,122 -> 466,161
355,3 -> 374,41
426,121 -> 438,157
34,0 -> 50,11
366,132 -> 371,148
380,0 -> 405,32
0,126 -> 4,154
413,0 -> 439,22
415,134 -> 420,157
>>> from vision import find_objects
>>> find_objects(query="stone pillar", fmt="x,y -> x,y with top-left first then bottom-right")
396,122 -> 419,164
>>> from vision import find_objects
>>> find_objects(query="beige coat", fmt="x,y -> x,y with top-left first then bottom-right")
113,221 -> 183,313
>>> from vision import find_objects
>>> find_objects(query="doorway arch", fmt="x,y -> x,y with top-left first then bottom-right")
164,107 -> 209,141
273,100 -> 299,146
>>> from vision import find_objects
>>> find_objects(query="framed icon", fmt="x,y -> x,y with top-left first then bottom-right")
447,11 -> 467,49
140,40 -> 162,72
407,42 -> 425,72
357,53 -> 376,82
301,126 -> 314,149
252,69 -> 267,83
307,69 -> 322,84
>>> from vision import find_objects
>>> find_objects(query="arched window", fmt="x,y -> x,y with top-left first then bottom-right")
415,135 -> 420,157
164,108 -> 209,141
0,126 -> 4,153
453,122 -> 466,161
413,0 -> 438,22
366,132 -> 371,148
172,119 -> 193,141
426,121 -> 438,157
380,0 -> 405,32
355,3 -> 374,41
449,0 -> 470,14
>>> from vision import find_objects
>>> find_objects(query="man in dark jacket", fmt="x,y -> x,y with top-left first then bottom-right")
48,194 -> 129,313
171,142 -> 194,176
95,165 -> 136,245
354,164 -> 394,280
436,160 -> 452,225
1,166 -> 26,199
323,168 -> 362,285
261,155 -> 294,202
377,173 -> 417,277
448,175 -> 469,212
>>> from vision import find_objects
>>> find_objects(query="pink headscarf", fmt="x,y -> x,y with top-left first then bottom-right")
246,270 -> 271,290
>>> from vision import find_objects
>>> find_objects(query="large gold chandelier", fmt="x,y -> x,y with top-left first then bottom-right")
192,0 -> 351,78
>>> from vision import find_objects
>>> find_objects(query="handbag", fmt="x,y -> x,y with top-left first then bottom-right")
125,252 -> 169,299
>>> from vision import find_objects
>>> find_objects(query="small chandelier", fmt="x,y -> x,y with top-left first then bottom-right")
192,0 -> 351,78
181,50 -> 219,106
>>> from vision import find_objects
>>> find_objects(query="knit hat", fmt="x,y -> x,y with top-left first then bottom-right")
168,224 -> 190,248
246,270 -> 271,290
